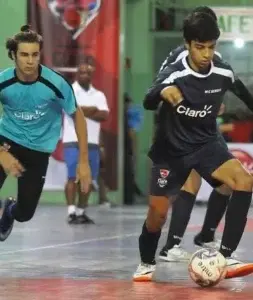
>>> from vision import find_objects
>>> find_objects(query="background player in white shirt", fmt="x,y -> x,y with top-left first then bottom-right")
63,57 -> 109,224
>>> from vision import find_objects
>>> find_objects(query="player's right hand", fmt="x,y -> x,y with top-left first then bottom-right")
0,150 -> 25,177
160,85 -> 183,107
75,161 -> 92,194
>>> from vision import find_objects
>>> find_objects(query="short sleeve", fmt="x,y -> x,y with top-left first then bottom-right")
97,92 -> 109,111
60,79 -> 77,115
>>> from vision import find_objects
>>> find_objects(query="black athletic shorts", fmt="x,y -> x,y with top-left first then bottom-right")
0,135 -> 49,185
0,135 -> 50,221
149,136 -> 234,197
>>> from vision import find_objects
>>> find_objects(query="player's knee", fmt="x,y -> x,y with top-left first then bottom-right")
234,172 -> 253,191
15,214 -> 33,222
146,204 -> 167,231
215,184 -> 232,196
15,210 -> 35,222
65,178 -> 77,191
182,182 -> 201,195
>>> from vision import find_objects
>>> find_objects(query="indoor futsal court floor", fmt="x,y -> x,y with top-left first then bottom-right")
0,205 -> 253,299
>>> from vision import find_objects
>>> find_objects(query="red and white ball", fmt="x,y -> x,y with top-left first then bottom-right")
188,248 -> 227,287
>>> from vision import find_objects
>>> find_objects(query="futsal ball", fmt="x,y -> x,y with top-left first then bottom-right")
188,248 -> 227,287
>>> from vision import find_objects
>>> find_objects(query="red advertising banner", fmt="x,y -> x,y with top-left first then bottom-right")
28,0 -> 119,189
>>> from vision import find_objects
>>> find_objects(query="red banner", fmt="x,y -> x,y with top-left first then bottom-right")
28,0 -> 119,189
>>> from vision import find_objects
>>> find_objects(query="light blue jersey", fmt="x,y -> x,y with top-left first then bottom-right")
0,65 -> 77,153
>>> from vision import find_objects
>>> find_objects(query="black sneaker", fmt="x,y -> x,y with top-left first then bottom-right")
194,232 -> 219,249
67,213 -> 78,224
77,212 -> 95,224
0,197 -> 16,241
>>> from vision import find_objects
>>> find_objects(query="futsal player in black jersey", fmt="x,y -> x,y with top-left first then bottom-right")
156,7 -> 253,263
133,12 -> 253,282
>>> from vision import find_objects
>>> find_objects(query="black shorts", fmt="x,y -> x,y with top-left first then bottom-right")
149,137 -> 234,197
0,135 -> 49,184
0,136 -> 50,221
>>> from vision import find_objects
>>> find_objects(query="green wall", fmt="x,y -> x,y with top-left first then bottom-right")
125,0 -> 154,195
0,0 -> 26,68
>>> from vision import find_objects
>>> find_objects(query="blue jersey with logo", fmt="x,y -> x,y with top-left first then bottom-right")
0,65 -> 77,153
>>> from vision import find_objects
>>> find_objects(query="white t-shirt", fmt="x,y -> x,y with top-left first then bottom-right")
62,81 -> 109,145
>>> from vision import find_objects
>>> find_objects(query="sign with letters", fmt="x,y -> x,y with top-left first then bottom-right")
197,143 -> 253,202
212,7 -> 253,41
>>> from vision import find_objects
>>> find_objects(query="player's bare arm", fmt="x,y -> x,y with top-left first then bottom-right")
73,106 -> 91,193
80,105 -> 108,122
86,110 -> 109,122
80,106 -> 98,117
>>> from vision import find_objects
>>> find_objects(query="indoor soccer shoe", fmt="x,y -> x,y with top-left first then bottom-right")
0,197 -> 15,241
194,233 -> 220,250
225,258 -> 253,279
77,212 -> 95,224
67,213 -> 79,224
133,263 -> 156,282
159,245 -> 191,262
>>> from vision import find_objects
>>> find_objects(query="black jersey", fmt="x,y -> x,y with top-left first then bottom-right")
145,56 -> 234,160
156,44 -> 253,113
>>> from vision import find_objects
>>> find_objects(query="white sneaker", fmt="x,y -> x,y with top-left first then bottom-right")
200,240 -> 239,258
99,202 -> 111,209
133,263 -> 156,282
225,257 -> 253,279
159,245 -> 191,262
201,239 -> 221,250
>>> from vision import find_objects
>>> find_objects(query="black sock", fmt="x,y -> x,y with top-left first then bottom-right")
164,191 -> 196,250
139,222 -> 161,264
220,191 -> 252,257
199,190 -> 230,242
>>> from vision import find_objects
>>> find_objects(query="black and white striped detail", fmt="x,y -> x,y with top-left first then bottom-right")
161,56 -> 234,85
159,49 -> 222,72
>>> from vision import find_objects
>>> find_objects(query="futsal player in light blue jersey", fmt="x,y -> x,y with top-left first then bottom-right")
0,25 -> 91,241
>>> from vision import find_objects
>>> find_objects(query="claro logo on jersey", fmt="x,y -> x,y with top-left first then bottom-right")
177,105 -> 212,118
14,110 -> 46,121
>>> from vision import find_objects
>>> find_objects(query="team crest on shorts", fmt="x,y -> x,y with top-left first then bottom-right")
160,169 -> 169,178
158,169 -> 169,187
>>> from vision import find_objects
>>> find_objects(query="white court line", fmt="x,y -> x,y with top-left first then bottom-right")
0,232 -> 140,256
0,224 -> 202,256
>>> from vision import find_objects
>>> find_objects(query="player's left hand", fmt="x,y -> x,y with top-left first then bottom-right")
75,162 -> 92,194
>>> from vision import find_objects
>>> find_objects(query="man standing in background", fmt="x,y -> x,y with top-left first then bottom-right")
63,56 -> 109,224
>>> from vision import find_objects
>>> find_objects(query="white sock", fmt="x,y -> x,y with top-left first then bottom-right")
76,207 -> 85,216
68,205 -> 76,215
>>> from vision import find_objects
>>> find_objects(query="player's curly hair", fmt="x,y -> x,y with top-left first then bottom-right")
183,12 -> 220,44
6,25 -> 43,60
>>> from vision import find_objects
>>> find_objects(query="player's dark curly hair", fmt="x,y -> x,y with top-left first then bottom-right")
6,25 -> 43,60
183,12 -> 220,44
192,6 -> 217,21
